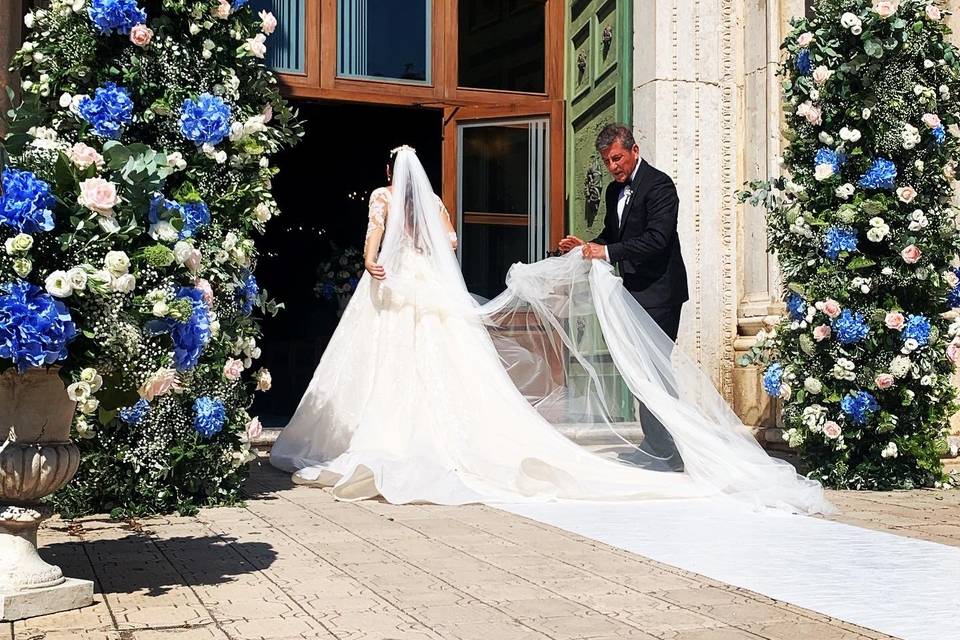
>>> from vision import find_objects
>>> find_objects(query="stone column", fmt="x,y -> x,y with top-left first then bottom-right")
633,0 -> 742,400
0,0 -> 24,137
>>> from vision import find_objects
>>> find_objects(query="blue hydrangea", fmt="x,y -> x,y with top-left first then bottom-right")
193,397 -> 226,438
179,94 -> 232,146
238,271 -> 259,315
148,193 -> 183,224
763,363 -> 784,397
948,285 -> 960,308
858,158 -> 897,190
119,399 -> 150,425
87,0 -> 146,34
78,82 -> 134,139
824,226 -> 858,260
933,126 -> 946,144
231,0 -> 249,9
814,147 -> 845,173
795,49 -> 812,75
902,314 -> 931,346
0,281 -> 77,373
0,168 -> 55,234
832,309 -> 870,345
787,293 -> 807,322
320,282 -> 335,301
841,390 -> 879,425
144,287 -> 211,370
180,202 -> 211,239
171,287 -> 211,370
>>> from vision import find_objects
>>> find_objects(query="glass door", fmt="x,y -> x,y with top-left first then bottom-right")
456,118 -> 549,299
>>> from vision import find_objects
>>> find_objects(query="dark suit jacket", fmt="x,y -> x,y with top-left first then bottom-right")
593,159 -> 689,308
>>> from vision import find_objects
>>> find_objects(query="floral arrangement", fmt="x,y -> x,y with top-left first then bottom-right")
1,0 -> 301,516
314,245 -> 364,317
740,0 -> 960,489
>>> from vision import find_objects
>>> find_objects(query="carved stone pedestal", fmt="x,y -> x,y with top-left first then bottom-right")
0,368 -> 94,620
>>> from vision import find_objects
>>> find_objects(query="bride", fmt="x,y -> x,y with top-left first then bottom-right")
270,146 -> 830,514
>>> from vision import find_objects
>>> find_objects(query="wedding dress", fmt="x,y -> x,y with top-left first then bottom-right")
270,147 -> 831,514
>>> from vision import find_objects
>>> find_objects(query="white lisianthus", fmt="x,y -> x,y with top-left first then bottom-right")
809,88 -> 820,101
835,183 -> 855,199
902,338 -> 919,354
215,150 -> 227,164
840,11 -> 859,28
104,250 -> 130,275
112,273 -> 137,294
255,368 -> 272,391
59,92 -> 73,108
818,131 -> 834,145
152,301 -> 170,317
45,271 -> 73,298
867,217 -> 890,242
79,368 -> 103,392
5,233 -> 34,255
229,121 -> 245,142
75,417 -> 95,440
67,266 -> 88,291
901,123 -> 921,150
79,398 -> 99,415
149,220 -> 180,242
67,381 -> 92,403
881,442 -> 899,458
166,151 -> 187,171
174,241 -> 202,273
24,12 -> 34,28
802,404 -> 828,432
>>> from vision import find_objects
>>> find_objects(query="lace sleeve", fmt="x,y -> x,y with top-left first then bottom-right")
366,189 -> 389,240
438,196 -> 458,248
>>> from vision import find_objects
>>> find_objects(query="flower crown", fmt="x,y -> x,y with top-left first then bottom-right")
390,144 -> 416,157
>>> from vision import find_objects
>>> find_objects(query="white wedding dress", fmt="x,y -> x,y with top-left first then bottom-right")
270,148 -> 830,514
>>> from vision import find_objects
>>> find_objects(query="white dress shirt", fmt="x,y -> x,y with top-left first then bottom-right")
603,160 -> 642,262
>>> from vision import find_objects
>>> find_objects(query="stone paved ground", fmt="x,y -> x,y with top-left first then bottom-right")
5,462 -> 959,640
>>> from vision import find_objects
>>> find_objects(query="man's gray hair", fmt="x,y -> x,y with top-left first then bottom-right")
595,123 -> 636,152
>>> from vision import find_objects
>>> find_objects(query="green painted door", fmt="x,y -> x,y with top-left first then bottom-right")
565,0 -> 632,241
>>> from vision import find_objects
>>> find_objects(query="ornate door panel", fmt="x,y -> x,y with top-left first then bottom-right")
565,0 -> 632,241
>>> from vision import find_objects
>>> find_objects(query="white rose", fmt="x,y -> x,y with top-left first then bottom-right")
215,150 -> 227,164
804,377 -> 823,394
254,202 -> 272,222
24,12 -> 34,28
229,121 -> 246,142
835,183 -> 855,199
104,250 -> 130,275
112,273 -> 136,293
67,266 -> 88,291
45,271 -> 73,298
814,164 -> 835,181
189,22 -> 201,35
5,233 -> 34,254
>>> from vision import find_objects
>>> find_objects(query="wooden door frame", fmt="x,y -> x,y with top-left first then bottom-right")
442,100 -> 565,252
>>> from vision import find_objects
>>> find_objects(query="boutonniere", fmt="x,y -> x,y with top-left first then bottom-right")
623,186 -> 633,207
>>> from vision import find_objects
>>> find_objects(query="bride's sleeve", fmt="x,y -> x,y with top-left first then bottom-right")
438,196 -> 457,250
364,189 -> 388,265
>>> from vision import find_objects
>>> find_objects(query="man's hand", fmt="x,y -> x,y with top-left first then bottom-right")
558,235 -> 584,253
581,243 -> 607,261
365,261 -> 386,280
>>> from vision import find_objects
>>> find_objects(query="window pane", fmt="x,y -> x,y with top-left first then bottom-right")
338,0 -> 430,83
458,0 -> 545,93
250,0 -> 305,73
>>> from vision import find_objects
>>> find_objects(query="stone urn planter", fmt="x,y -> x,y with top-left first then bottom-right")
0,366 -> 93,620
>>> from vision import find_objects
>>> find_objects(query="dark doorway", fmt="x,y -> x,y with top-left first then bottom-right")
252,101 -> 443,426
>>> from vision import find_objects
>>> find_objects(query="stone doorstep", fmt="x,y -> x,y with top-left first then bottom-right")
0,578 -> 94,621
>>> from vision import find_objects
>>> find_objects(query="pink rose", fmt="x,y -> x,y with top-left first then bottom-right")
823,299 -> 842,319
77,177 -> 119,215
812,65 -> 833,86
246,416 -> 263,440
805,104 -> 822,126
876,373 -> 895,390
896,186 -> 917,204
261,103 -> 273,124
246,33 -> 267,58
945,271 -> 960,288
926,4 -> 942,20
872,0 -> 900,18
901,244 -> 922,264
195,278 -> 214,305
129,24 -> 153,47
67,142 -> 103,170
885,311 -> 906,330
922,113 -> 941,129
259,10 -> 277,34
138,367 -> 180,401
948,341 -> 960,362
211,0 -> 230,19
823,421 -> 842,439
797,32 -> 814,47
813,324 -> 832,342
223,358 -> 245,380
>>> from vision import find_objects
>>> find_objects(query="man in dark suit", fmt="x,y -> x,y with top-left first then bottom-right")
559,123 -> 688,472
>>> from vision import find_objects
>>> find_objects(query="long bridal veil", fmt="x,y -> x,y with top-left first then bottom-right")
272,147 -> 830,514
